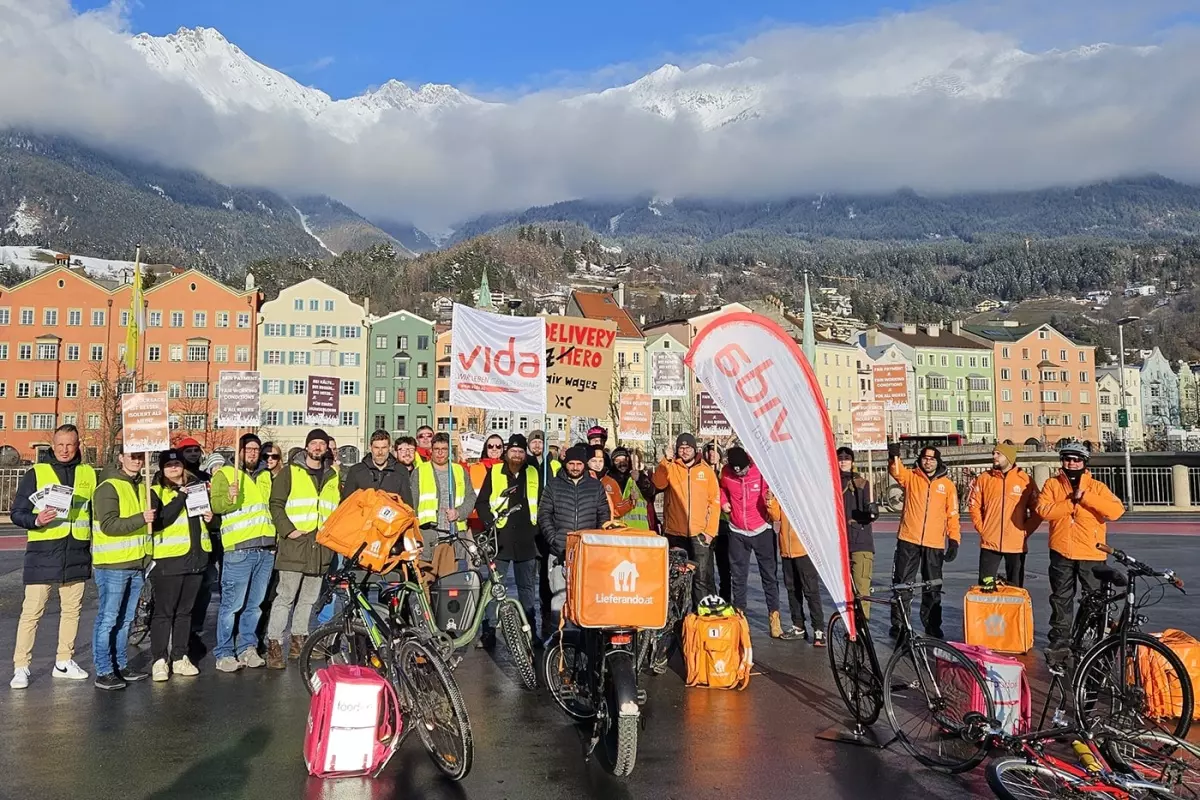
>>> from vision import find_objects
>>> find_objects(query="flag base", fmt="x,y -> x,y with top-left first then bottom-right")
815,722 -> 891,749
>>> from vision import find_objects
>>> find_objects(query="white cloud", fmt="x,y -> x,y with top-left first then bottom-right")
1,0 -> 1198,231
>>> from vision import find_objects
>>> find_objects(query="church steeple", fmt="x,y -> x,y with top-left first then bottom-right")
476,266 -> 494,310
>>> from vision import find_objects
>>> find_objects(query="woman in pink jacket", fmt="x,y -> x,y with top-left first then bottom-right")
719,447 -> 783,638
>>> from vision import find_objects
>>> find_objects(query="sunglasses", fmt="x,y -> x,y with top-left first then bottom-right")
1060,456 -> 1085,464
487,444 -> 504,450
266,454 -> 281,461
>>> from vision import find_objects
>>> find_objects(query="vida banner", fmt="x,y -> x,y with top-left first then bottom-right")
450,304 -> 547,414
685,313 -> 856,638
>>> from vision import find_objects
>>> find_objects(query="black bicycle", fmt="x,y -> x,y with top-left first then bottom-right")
826,578 -> 996,774
636,547 -> 695,675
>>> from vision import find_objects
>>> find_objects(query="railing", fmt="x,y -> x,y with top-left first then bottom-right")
1089,466 -> 1174,506
0,467 -> 29,515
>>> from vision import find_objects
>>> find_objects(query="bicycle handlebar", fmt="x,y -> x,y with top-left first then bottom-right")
1097,543 -> 1185,594
875,578 -> 943,595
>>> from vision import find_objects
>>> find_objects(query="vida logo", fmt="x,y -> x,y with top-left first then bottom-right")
457,337 -> 541,378
611,560 -> 640,593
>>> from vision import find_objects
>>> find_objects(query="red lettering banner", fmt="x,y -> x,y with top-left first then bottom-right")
450,304 -> 547,413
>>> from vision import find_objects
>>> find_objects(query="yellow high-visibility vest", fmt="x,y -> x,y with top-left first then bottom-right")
28,463 -> 95,543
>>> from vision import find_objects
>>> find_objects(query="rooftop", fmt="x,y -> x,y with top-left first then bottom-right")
878,323 -> 990,351
570,290 -> 643,338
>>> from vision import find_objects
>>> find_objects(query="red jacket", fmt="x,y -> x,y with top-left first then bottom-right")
719,464 -> 772,533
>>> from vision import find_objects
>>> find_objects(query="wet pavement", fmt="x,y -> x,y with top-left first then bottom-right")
1,532 -> 1199,800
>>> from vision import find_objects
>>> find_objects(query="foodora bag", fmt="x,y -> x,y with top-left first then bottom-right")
682,598 -> 753,690
304,665 -> 401,778
564,523 -> 669,629
316,488 -> 421,574
937,642 -> 1031,735
1140,630 -> 1200,721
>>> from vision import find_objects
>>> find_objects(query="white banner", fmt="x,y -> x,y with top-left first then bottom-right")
449,304 -> 547,414
686,313 -> 856,638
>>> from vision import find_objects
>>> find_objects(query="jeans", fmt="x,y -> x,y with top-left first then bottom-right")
728,530 -> 781,615
13,581 -> 86,669
150,573 -> 203,663
215,548 -> 275,660
781,555 -> 824,631
266,571 -> 323,642
1047,551 -> 1102,648
667,535 -> 716,607
93,568 -> 145,677
891,540 -> 945,637
979,549 -> 1027,589
488,559 -> 539,629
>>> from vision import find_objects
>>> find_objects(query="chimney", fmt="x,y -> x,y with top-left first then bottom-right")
927,323 -> 941,337
616,282 -> 625,308
902,323 -> 917,335
639,314 -> 646,325
363,297 -> 370,316
950,320 -> 962,336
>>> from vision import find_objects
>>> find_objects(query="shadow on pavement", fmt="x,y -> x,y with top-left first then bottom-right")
141,726 -> 271,800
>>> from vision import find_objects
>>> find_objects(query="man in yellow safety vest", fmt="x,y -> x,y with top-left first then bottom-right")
410,432 -> 476,562
91,443 -> 156,690
9,424 -> 96,689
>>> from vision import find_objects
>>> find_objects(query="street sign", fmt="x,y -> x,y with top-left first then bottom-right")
1118,408 -> 1129,428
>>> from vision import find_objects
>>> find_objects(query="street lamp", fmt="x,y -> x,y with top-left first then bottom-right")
393,350 -> 411,434
1117,316 -> 1140,507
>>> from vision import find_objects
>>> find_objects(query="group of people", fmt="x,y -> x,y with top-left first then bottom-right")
887,438 -> 1125,659
9,416 -> 1125,692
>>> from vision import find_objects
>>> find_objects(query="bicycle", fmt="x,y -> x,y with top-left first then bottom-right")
374,497 -> 537,690
1062,543 -> 1192,739
298,544 -> 474,781
636,546 -> 695,675
129,579 -> 154,647
825,577 -> 996,774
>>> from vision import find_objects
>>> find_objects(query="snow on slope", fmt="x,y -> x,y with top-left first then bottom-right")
4,198 -> 41,237
293,206 -> 337,256
0,246 -> 141,281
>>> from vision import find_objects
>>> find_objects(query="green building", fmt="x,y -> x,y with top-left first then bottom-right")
366,309 -> 437,441
864,322 -> 997,441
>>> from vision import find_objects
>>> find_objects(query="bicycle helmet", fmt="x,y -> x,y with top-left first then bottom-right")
586,425 -> 608,444
1057,441 -> 1090,462
696,595 -> 736,617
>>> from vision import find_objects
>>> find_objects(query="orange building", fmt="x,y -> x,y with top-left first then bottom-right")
433,326 -> 485,440
964,322 -> 1099,447
0,267 -> 259,464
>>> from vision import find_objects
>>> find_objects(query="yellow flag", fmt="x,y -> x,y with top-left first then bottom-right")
124,249 -> 142,373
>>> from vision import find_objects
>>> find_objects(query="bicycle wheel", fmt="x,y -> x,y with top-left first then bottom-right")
1104,731 -> 1200,800
543,630 -> 595,721
129,581 -> 154,647
1074,632 -> 1194,740
826,611 -> 882,726
498,602 -> 537,690
883,636 -> 994,774
299,621 -> 385,694
986,756 -> 1126,800
395,637 -> 473,781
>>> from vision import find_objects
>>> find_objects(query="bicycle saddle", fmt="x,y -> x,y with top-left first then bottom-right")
377,581 -> 406,603
1091,564 -> 1128,587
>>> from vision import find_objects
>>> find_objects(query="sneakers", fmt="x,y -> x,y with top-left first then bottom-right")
238,648 -> 266,669
779,625 -> 806,641
152,660 -> 170,682
769,610 -> 784,639
10,667 -> 30,690
266,640 -> 285,670
120,667 -> 150,683
95,673 -> 127,691
53,660 -> 89,680
215,657 -> 243,673
172,657 -> 199,677
812,629 -> 826,648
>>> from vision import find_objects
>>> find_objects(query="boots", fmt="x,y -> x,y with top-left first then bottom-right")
289,635 -> 307,661
769,610 -> 784,639
266,639 -> 286,670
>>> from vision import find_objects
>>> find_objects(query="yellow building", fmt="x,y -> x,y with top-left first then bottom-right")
815,334 -> 860,444
258,278 -> 369,459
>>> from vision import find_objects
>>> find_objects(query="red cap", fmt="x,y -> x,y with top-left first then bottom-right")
175,436 -> 202,449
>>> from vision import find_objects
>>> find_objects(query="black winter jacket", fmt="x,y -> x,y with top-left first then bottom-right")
841,470 -> 878,554
12,454 -> 93,585
539,471 -> 610,558
340,455 -> 409,502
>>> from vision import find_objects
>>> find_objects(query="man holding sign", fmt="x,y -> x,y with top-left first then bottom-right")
92,444 -> 157,690
9,424 -> 96,689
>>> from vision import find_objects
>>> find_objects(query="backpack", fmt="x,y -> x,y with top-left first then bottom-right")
682,597 -> 753,690
303,665 -> 402,778
316,488 -> 421,574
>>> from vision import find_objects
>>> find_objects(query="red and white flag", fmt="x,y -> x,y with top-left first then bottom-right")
450,304 -> 547,413
686,313 -> 855,637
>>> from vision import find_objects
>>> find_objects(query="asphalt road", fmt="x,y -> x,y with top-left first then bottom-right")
0,532 -> 1199,799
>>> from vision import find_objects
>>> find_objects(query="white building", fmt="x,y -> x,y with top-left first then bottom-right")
1097,366 -> 1144,449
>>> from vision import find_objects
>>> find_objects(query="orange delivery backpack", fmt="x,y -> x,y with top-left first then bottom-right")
963,584 -> 1035,654
1139,629 -> 1200,721
563,523 -> 669,629
682,598 -> 753,690
316,489 -> 421,574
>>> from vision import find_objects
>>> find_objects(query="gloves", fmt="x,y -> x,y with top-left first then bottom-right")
944,540 -> 959,562
887,442 -> 901,460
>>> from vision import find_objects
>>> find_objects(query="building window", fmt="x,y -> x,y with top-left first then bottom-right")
375,335 -> 387,349
374,362 -> 387,378
0,344 -> 6,360
144,382 -> 159,393
396,388 -> 407,404
374,388 -> 386,404
340,411 -> 359,427
263,350 -> 283,365
43,308 -> 58,326
289,380 -> 306,395
968,377 -> 990,391
417,335 -> 430,350
167,345 -> 181,362
36,342 -> 58,360
1082,414 -> 1091,428
1079,371 -> 1088,383
437,364 -> 449,379
1080,390 -> 1089,403
1001,389 -> 1011,401
1000,368 -> 1011,380
183,414 -> 206,430
1022,390 -> 1032,402
1060,349 -> 1068,361
148,310 -> 162,327
397,335 -> 409,351
87,381 -> 102,398
18,344 -> 31,360
16,381 -> 30,398
340,326 -> 361,339
64,344 -> 79,361
264,323 -> 284,337
289,411 -> 305,426
237,313 -> 250,329
1041,391 -> 1059,402
290,324 -> 312,337
395,415 -> 407,431
89,345 -> 104,361
263,410 -> 283,426
215,346 -> 228,362
417,388 -> 429,405
63,381 -> 78,399
89,309 -> 104,327
185,382 -> 208,399
0,308 -> 8,325
19,308 -> 34,325
170,311 -> 184,328
325,300 -> 335,312
436,389 -> 449,403
31,413 -> 55,430
340,380 -> 359,395
216,312 -> 230,328
120,311 -> 130,328
416,362 -> 429,378
309,300 -> 319,311
187,344 -> 209,362
146,345 -> 160,362
34,381 -> 56,398
294,299 -> 304,311
168,383 -> 181,399
236,347 -> 249,363
290,351 -> 313,366
340,352 -> 360,367
956,356 -> 964,367
1021,369 -> 1031,381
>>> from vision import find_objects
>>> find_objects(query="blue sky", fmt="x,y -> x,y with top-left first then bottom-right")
72,0 -> 923,97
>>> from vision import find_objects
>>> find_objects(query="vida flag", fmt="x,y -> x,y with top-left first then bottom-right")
685,313 -> 856,638
450,304 -> 547,414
